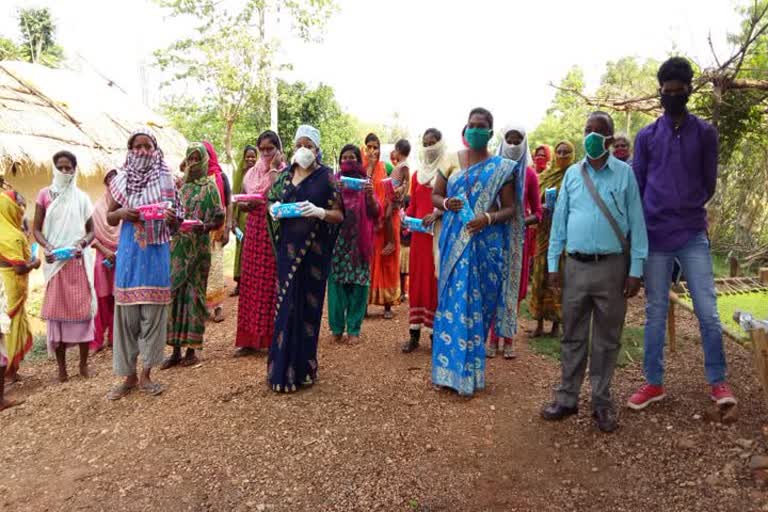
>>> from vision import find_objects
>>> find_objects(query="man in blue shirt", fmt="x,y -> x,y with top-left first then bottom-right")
628,57 -> 736,410
541,111 -> 648,433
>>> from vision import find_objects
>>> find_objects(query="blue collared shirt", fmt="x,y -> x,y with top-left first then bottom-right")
548,155 -> 648,278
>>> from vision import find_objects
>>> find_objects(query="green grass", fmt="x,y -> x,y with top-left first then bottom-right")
711,252 -> 730,278
528,326 -> 645,368
679,290 -> 767,340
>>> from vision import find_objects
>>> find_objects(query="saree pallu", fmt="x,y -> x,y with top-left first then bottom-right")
235,203 -> 277,349
0,268 -> 32,373
267,165 -> 338,392
368,160 -> 401,305
168,178 -> 223,349
432,156 -> 524,396
233,207 -> 248,281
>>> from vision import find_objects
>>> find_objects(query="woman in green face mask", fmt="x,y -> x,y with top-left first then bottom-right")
430,107 -> 526,396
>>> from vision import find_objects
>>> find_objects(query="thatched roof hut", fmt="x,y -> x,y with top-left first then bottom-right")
0,60 -> 187,178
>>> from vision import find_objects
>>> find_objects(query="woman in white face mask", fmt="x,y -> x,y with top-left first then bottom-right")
33,150 -> 96,383
487,126 -> 543,360
265,125 -> 344,393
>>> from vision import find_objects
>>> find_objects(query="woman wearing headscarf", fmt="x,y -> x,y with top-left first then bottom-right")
90,169 -> 121,353
33,150 -> 96,382
162,143 -> 225,369
229,144 -> 258,296
234,130 -> 285,356
401,128 -> 447,353
202,141 -> 230,323
431,108 -> 525,396
484,125 -> 541,359
328,144 -> 380,344
365,133 -> 400,319
533,144 -> 552,174
0,178 -> 39,384
529,140 -> 575,338
106,127 -> 182,400
266,125 -> 343,392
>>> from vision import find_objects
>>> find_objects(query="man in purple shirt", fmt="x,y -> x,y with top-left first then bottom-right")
628,57 -> 736,410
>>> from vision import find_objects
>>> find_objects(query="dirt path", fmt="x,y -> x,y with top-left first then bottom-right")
1,289 -> 767,511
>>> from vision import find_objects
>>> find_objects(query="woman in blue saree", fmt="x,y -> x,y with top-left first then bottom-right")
267,125 -> 343,393
431,108 -> 525,396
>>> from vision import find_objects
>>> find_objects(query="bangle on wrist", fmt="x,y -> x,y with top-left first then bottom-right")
484,212 -> 492,225
442,198 -> 449,211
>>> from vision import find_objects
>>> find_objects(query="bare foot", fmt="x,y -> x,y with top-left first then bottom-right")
180,354 -> 200,367
347,335 -> 361,345
80,365 -> 94,378
5,372 -> 21,384
331,334 -> 343,343
56,371 -> 69,383
212,307 -> 225,323
383,310 -> 394,320
529,327 -> 544,339
0,398 -> 24,411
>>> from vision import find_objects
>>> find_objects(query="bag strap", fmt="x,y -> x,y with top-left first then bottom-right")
580,162 -> 629,255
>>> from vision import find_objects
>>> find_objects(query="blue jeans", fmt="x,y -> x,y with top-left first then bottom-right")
643,231 -> 726,386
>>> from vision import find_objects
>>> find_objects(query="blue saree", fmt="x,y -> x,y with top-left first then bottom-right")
267,164 -> 339,392
432,155 -> 525,395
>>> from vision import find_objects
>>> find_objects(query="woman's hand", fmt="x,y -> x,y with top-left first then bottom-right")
444,197 -> 464,213
120,207 -> 141,223
299,201 -> 327,220
466,214 -> 490,235
422,213 -> 438,228
270,151 -> 285,170
237,199 -> 264,212
363,181 -> 374,198
104,249 -> 116,266
381,242 -> 395,256
164,208 -> 178,227
269,202 -> 282,220
44,247 -> 55,264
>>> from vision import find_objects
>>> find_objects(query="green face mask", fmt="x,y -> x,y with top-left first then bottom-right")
583,132 -> 609,160
464,127 -> 492,150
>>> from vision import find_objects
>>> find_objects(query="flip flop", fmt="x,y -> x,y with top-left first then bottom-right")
140,382 -> 164,396
107,382 -> 136,401
383,311 -> 394,320
160,356 -> 182,370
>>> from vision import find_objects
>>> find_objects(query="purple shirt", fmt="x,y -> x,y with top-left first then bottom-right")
633,113 -> 718,252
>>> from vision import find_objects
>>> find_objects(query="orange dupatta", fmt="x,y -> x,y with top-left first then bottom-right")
364,149 -> 401,305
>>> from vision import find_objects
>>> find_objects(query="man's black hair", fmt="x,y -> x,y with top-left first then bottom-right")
589,111 -> 615,135
657,56 -> 694,86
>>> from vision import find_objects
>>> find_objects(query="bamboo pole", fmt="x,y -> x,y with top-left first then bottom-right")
750,325 -> 768,405
760,268 -> 768,285
668,300 -> 677,353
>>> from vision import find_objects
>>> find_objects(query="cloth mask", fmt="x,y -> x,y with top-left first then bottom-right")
661,93 -> 689,116
584,132 -> 609,160
464,127 -> 492,150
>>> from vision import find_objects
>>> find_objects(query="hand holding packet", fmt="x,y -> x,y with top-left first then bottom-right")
403,216 -> 433,235
457,198 -> 475,224
138,202 -> 171,221
271,202 -> 303,219
545,187 -> 557,211
234,227 -> 244,241
232,193 -> 265,202
180,219 -> 203,232
340,176 -> 368,191
51,247 -> 77,261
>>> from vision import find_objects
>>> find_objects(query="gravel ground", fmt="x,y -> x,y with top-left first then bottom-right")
1,287 -> 767,512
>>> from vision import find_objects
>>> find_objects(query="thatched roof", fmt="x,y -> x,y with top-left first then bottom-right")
0,61 -> 187,177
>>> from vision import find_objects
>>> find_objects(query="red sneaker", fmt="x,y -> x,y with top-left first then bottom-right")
627,383 -> 666,410
710,383 -> 737,405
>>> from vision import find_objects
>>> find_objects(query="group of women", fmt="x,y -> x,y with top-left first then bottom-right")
0,105 -> 597,407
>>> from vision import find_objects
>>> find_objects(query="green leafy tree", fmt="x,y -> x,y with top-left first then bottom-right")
530,66 -> 591,157
595,57 -> 659,135
17,8 -> 63,66
154,0 -> 336,164
0,37 -> 22,60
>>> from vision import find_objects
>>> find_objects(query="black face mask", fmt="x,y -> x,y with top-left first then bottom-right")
661,93 -> 689,116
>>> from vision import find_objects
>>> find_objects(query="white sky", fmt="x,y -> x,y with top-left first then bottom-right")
1,0 -> 743,145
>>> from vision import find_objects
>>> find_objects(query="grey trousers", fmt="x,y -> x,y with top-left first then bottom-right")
113,304 -> 168,377
555,254 -> 627,411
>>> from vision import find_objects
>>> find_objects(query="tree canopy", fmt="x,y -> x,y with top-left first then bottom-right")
0,8 -> 64,67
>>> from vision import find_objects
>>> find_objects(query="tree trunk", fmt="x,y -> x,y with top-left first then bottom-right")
224,118 -> 235,166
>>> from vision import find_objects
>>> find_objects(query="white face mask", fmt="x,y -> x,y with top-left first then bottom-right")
293,147 -> 316,169
52,168 -> 75,191
502,142 -> 525,161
